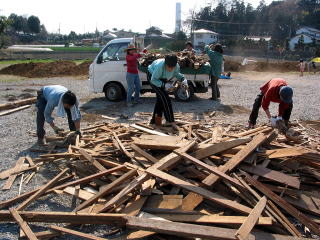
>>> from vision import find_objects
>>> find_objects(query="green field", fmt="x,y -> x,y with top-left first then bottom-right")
50,46 -> 102,52
0,59 -> 89,65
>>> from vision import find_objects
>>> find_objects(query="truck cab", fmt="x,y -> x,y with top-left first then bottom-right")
88,38 -> 209,101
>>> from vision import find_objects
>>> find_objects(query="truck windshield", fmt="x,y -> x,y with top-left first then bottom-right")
102,43 -> 128,61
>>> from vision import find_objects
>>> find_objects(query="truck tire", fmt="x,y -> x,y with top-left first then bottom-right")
174,84 -> 194,102
104,83 -> 124,102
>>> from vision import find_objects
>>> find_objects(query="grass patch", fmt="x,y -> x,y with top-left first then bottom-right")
0,59 -> 91,65
50,47 -> 102,52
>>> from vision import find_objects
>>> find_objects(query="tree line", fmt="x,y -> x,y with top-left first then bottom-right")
191,0 -> 320,43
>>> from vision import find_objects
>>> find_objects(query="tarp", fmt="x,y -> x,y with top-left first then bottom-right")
138,63 -> 212,75
310,57 -> 320,63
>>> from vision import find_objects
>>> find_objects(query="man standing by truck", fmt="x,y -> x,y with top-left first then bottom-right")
36,85 -> 81,145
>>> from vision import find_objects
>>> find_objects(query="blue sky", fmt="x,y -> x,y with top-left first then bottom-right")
0,0 -> 272,34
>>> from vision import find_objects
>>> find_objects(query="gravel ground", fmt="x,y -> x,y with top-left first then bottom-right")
0,72 -> 319,239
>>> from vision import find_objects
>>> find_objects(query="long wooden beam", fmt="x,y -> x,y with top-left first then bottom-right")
9,208 -> 38,240
49,225 -> 107,240
0,211 -> 126,224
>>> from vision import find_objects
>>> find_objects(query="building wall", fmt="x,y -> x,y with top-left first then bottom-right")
193,33 -> 218,47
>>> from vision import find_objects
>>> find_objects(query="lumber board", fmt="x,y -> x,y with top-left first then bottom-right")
62,187 -> 97,201
121,195 -> 148,216
133,135 -> 190,150
0,211 -> 126,224
244,173 -> 320,236
194,137 -> 251,160
154,214 -> 272,225
125,216 -> 311,240
98,173 -> 149,213
2,157 -> 25,190
131,144 -> 159,163
240,164 -> 300,189
76,169 -> 137,211
266,147 -> 310,159
9,208 -> 38,240
146,168 -> 252,214
113,132 -> 134,158
19,230 -> 60,239
49,225 -> 107,240
0,165 -> 38,180
285,194 -> 320,217
176,152 -> 244,189
17,168 -> 69,211
235,196 -> 267,240
0,105 -> 31,116
144,195 -> 183,209
130,124 -> 168,136
0,97 -> 36,111
203,133 -> 267,187
181,192 -> 203,211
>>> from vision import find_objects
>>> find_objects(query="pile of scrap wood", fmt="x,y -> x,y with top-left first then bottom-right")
139,51 -> 208,70
1,119 -> 320,240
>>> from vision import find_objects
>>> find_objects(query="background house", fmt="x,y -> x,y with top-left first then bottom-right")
289,27 -> 320,50
193,29 -> 219,49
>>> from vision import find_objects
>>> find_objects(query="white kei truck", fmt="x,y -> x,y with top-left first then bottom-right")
88,38 -> 210,102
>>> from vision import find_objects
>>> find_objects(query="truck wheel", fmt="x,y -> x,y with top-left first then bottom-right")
174,84 -> 194,102
104,83 -> 124,102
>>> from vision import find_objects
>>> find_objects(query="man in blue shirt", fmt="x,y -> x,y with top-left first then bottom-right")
36,85 -> 81,145
147,54 -> 188,125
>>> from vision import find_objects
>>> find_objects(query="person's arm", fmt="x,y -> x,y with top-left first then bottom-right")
261,93 -> 271,119
44,102 -> 64,132
150,65 -> 165,88
278,102 -> 289,117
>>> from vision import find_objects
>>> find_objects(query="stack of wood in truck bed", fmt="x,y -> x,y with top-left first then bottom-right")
0,118 -> 319,240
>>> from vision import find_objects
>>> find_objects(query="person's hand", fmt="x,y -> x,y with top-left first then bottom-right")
52,125 -> 64,134
165,83 -> 174,92
270,117 -> 277,128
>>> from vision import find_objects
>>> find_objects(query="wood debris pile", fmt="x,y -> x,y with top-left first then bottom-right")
139,51 -> 208,70
1,119 -> 320,240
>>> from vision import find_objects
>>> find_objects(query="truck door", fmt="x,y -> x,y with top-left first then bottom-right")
93,42 -> 128,92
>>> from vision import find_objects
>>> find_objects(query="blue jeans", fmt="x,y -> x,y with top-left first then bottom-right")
126,72 -> 141,103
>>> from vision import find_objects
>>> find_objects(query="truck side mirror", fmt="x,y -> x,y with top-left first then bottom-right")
97,55 -> 103,64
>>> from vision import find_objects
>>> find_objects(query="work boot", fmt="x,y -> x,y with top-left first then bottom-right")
37,137 -> 46,145
245,122 -> 255,129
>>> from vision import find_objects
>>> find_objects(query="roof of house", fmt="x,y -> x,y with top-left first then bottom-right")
194,29 -> 218,35
297,26 -> 320,34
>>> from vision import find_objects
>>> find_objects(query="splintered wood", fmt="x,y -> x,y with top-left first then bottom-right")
0,120 -> 319,240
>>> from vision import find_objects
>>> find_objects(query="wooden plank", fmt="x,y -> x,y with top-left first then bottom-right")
240,164 -> 300,189
9,208 -> 38,240
0,165 -> 38,180
131,144 -> 159,163
2,157 -> 25,190
76,169 -> 137,211
130,124 -> 168,136
17,168 -> 68,211
244,173 -> 320,236
176,152 -> 244,189
98,173 -> 149,213
0,97 -> 36,111
0,211 -> 126,224
203,133 -> 267,187
0,105 -> 31,116
78,148 -> 106,172
62,187 -> 97,201
181,192 -> 203,211
235,196 -> 267,240
20,230 -> 60,239
266,147 -> 310,159
155,214 -> 272,225
144,195 -> 183,209
113,132 -> 134,158
194,138 -> 251,160
133,135 -> 190,150
146,168 -> 252,214
121,195 -> 148,216
125,216 -> 311,240
49,225 -> 107,240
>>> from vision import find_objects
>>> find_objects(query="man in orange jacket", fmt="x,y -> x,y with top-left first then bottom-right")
248,78 -> 293,128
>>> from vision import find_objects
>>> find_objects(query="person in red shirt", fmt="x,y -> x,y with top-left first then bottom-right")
248,78 -> 293,128
125,44 -> 143,107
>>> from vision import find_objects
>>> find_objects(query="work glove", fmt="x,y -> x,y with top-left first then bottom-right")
165,83 -> 174,92
182,79 -> 188,87
270,117 -> 277,128
52,125 -> 64,134
276,116 -> 283,121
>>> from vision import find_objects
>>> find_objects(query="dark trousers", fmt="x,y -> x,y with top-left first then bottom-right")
210,75 -> 220,99
150,84 -> 175,124
36,92 -> 75,138
249,92 -> 293,125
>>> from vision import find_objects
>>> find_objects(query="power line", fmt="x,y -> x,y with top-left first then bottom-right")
191,18 -> 274,25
